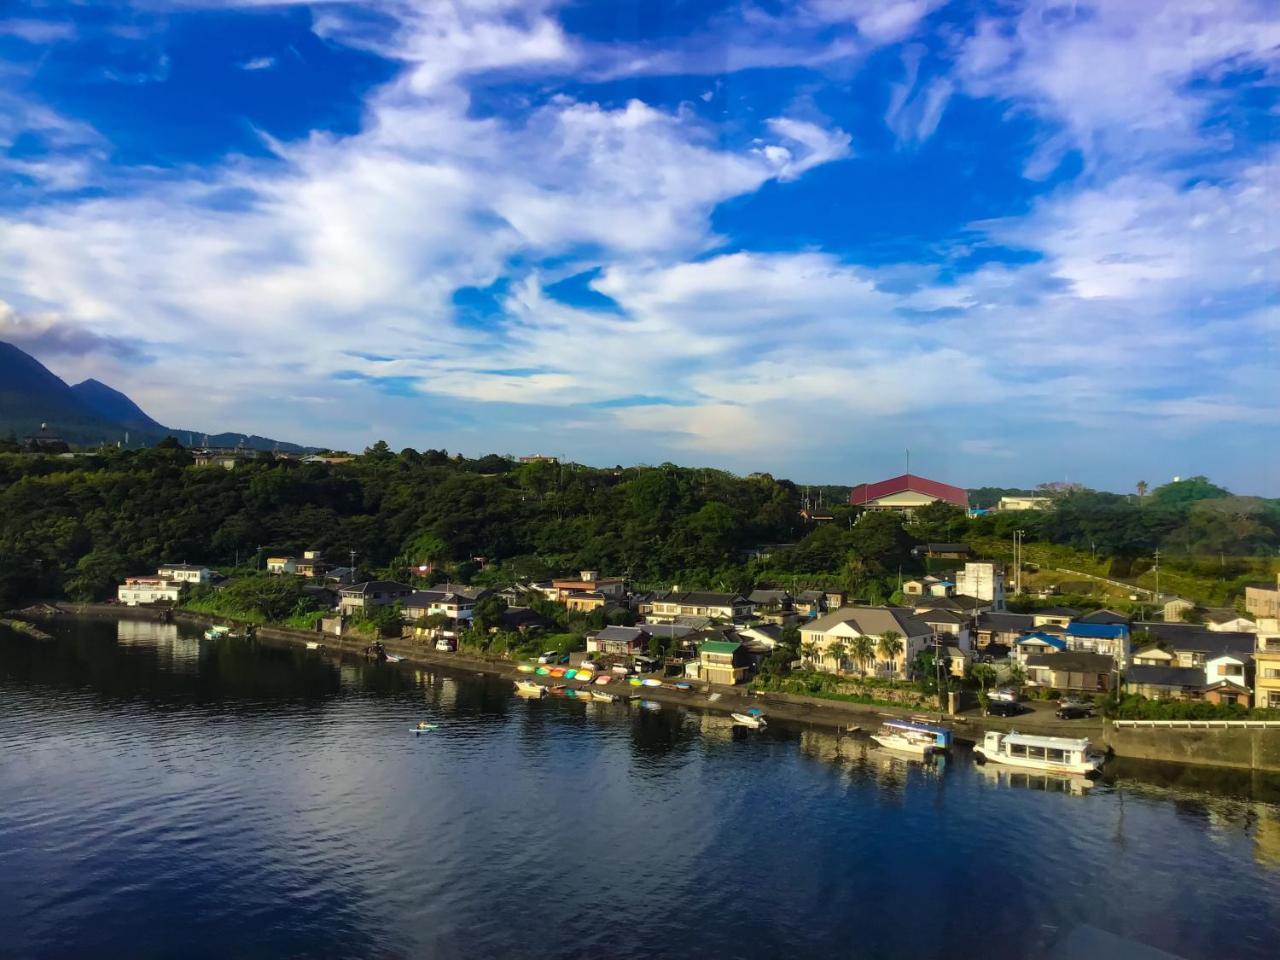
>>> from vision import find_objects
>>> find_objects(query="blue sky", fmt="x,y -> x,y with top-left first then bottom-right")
0,1 -> 1276,495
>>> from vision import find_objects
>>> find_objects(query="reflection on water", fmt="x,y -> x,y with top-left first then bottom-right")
2,617 -> 1279,960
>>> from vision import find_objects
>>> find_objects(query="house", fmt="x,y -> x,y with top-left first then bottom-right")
300,454 -> 355,465
953,562 -> 1005,608
338,580 -> 414,615
1063,621 -> 1130,667
323,566 -> 357,585
549,571 -> 626,600
1130,622 -> 1256,670
193,448 -> 255,469
266,555 -> 298,574
499,607 -> 556,635
997,495 -> 1052,512
794,589 -> 826,617
735,623 -> 784,647
1014,631 -> 1068,663
401,587 -> 478,622
1162,597 -> 1196,623
940,643 -> 971,678
156,563 -> 212,585
1245,574 -> 1280,620
912,594 -> 991,617
1032,607 -> 1079,629
293,553 -> 328,578
697,640 -> 752,685
117,576 -> 184,606
974,612 -> 1034,649
1124,665 -> 1208,700
1076,609 -> 1132,626
646,590 -> 753,623
1024,651 -> 1114,693
588,626 -> 651,656
747,589 -> 792,611
565,591 -> 607,613
1253,619 -> 1280,710
917,542 -> 972,560
1204,609 -> 1257,633
848,473 -> 969,514
799,606 -> 939,679
916,607 -> 968,638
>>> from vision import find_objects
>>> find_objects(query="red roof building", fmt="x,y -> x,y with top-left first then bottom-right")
849,473 -> 969,512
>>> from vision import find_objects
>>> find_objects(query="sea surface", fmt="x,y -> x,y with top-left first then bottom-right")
2,617 -> 1279,960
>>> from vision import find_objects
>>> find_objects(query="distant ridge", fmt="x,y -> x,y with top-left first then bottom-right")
0,340 -> 313,452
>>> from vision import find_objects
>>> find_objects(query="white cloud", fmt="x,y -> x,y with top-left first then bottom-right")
238,56 -> 276,71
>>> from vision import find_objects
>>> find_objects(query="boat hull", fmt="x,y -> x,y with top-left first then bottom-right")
731,713 -> 766,729
871,734 -> 933,757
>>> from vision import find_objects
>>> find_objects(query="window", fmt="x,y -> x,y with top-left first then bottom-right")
1009,743 -> 1027,758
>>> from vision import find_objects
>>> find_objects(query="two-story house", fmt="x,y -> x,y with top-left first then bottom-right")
338,581 -> 415,615
798,606 -> 939,679
1253,619 -> 1280,710
156,563 -> 212,585
1064,621 -> 1131,668
646,591 -> 753,624
117,576 -> 184,606
695,640 -> 752,685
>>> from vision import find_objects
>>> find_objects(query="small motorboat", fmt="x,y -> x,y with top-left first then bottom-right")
675,682 -> 692,691
385,654 -> 405,663
535,666 -> 550,676
517,664 -> 536,674
593,675 -> 612,686
411,723 -> 439,734
628,678 -> 643,687
641,678 -> 662,687
870,721 -> 934,758
563,668 -> 577,679
549,667 -> 566,678
590,691 -> 617,703
305,641 -> 322,651
514,680 -> 546,698
203,625 -> 237,640
732,712 -> 767,729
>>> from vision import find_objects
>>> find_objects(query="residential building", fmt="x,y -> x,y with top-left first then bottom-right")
1163,597 -> 1196,623
567,591 -> 610,613
294,552 -> 328,578
1130,623 -> 1255,671
974,611 -> 1034,649
793,589 -> 827,617
549,571 -> 626,601
848,473 -> 968,514
1245,575 -> 1280,620
1204,610 -> 1257,633
338,580 -> 415,615
156,563 -> 212,585
798,606 -> 940,679
1125,665 -> 1208,700
498,607 -> 556,635
1024,651 -> 1114,694
1076,609 -> 1132,626
401,587 -> 478,622
646,591 -> 753,623
747,589 -> 792,612
1014,631 -> 1067,663
301,454 -> 355,465
1031,607 -> 1079,629
735,623 -> 784,648
903,576 -> 954,598
1253,619 -> 1280,710
1064,621 -> 1131,668
997,496 -> 1052,512
193,448 -> 256,469
916,608 -> 969,640
697,640 -> 751,685
266,555 -> 298,574
912,594 -> 991,616
953,562 -> 1006,609
117,576 -> 184,606
588,626 -> 651,657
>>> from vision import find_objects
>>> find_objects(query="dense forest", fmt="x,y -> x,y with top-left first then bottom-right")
0,439 -> 1276,610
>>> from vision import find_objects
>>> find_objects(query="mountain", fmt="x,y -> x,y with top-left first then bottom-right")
70,378 -> 165,431
0,340 -> 311,451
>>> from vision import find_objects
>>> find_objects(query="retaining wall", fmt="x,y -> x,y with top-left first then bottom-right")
1104,722 -> 1280,773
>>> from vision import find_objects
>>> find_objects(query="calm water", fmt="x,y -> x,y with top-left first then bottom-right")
2,619 -> 1279,960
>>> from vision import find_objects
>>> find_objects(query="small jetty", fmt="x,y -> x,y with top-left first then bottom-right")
0,618 -> 54,641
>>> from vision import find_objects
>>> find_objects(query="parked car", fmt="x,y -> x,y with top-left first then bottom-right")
1057,696 -> 1092,709
1056,703 -> 1094,720
434,639 -> 456,652
611,664 -> 631,676
557,653 -> 571,664
538,651 -> 560,664
987,687 -> 1019,702
986,699 -> 1025,718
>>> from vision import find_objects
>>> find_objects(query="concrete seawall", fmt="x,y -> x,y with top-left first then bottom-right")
1104,722 -> 1280,774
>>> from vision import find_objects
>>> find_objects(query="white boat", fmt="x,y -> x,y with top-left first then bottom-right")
514,680 -> 546,698
410,723 -> 439,734
731,712 -> 767,729
870,722 -> 935,757
589,691 -> 617,703
973,731 -> 1104,777
305,641 -> 322,651
203,625 -> 236,640
385,654 -> 405,663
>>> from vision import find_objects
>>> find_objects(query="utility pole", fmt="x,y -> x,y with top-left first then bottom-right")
1153,548 -> 1161,600
1013,530 -> 1025,596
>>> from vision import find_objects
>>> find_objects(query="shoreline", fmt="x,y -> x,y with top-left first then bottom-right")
14,603 -> 1280,775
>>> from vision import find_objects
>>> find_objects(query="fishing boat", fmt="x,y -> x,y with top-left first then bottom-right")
973,731 -> 1104,777
731,709 -> 767,729
514,680 -> 546,698
870,721 -> 935,757
203,625 -> 237,640
410,722 -> 439,733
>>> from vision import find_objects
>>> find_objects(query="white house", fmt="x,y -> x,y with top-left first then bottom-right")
997,496 -> 1052,512
798,606 -> 939,679
953,562 -> 1006,609
1204,652 -> 1250,692
117,577 -> 184,606
156,563 -> 211,585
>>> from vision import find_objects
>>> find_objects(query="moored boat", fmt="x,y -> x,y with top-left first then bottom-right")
203,625 -> 237,640
385,654 -> 405,663
973,731 -> 1103,776
731,711 -> 767,729
305,641 -> 322,651
517,664 -> 536,674
411,722 -> 439,733
870,721 -> 935,757
514,680 -> 546,697
589,691 -> 617,703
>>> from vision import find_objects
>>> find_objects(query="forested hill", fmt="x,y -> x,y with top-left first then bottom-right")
0,442 -> 1275,609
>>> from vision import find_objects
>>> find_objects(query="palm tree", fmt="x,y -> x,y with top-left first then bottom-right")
800,640 -> 820,669
827,639 -> 848,674
1136,480 -> 1148,502
877,630 -> 904,678
971,662 -> 997,715
850,634 -> 875,676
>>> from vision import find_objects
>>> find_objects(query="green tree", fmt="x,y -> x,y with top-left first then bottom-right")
877,631 -> 904,676
827,639 -> 848,674
850,634 -> 875,676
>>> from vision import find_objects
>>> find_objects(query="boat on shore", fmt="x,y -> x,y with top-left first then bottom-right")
973,731 -> 1104,777
305,640 -> 322,651
870,721 -> 935,757
385,654 -> 405,663
589,691 -> 617,703
203,625 -> 238,640
514,680 -> 546,698
731,711 -> 767,729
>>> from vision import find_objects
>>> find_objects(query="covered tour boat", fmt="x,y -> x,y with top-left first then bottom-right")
973,731 -> 1104,776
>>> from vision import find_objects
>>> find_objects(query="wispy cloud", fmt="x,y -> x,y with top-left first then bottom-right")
238,56 -> 276,71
